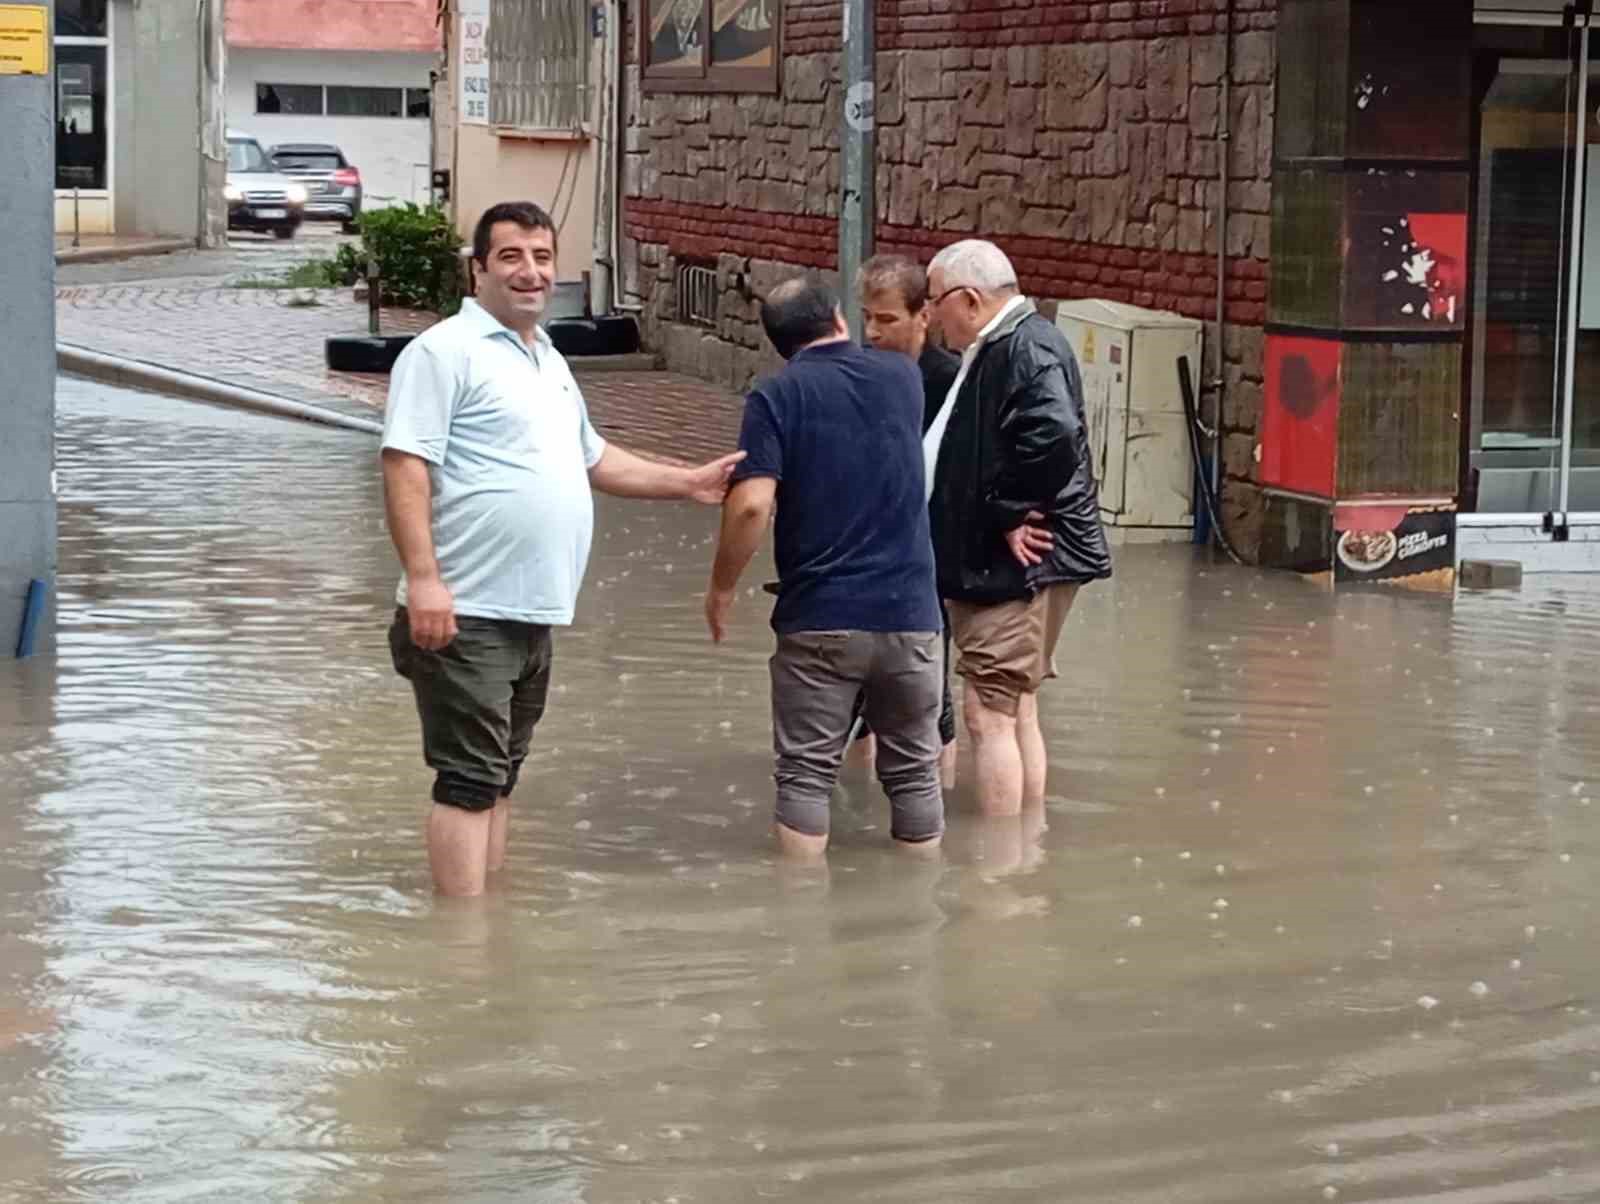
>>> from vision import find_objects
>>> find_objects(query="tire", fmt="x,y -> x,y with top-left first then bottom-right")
545,315 -> 641,358
273,225 -> 296,240
325,334 -> 416,374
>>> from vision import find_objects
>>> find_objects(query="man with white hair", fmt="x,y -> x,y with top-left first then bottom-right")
923,239 -> 1111,816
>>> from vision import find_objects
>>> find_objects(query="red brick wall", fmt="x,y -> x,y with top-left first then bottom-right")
622,0 -> 1277,554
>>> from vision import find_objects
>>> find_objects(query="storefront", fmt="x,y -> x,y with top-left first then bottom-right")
53,0 -> 113,235
1465,1 -> 1600,567
1258,2 -> 1600,580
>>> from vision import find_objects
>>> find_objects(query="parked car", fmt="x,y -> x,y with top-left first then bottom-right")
224,130 -> 305,240
269,143 -> 363,234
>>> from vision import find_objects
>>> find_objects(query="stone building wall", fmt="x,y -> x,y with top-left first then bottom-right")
620,0 -> 1279,555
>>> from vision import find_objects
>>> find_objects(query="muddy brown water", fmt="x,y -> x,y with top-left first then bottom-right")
1,378 -> 1598,1202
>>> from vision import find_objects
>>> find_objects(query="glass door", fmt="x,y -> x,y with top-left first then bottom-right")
1470,21 -> 1585,513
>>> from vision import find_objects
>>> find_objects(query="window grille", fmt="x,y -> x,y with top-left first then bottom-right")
490,0 -> 591,131
677,262 -> 718,328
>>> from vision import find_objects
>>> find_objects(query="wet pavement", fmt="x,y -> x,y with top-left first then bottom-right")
3,380 -> 1600,1202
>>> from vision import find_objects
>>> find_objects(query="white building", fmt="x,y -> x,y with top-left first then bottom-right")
225,1 -> 441,213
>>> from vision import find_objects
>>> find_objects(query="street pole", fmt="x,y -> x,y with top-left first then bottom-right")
839,0 -> 875,341
0,2 -> 57,657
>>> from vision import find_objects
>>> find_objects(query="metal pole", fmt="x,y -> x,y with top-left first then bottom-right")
1212,0 -> 1232,524
368,258 -> 382,336
1559,17 -> 1590,515
73,186 -> 81,248
839,0 -> 875,340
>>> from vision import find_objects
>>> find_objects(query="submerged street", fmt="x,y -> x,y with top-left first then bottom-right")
1,380 -> 1598,1201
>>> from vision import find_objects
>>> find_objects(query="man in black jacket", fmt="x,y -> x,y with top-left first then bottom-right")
924,239 -> 1112,816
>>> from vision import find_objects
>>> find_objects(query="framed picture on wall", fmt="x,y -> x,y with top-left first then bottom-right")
641,0 -> 779,94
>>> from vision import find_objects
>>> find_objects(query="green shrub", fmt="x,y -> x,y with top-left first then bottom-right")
352,204 -> 464,316
282,259 -> 344,289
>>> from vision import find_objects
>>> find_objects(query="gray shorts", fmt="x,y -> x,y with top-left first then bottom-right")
770,630 -> 945,842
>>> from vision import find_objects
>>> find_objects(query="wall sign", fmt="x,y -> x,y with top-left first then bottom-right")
0,5 -> 48,76
458,0 -> 490,126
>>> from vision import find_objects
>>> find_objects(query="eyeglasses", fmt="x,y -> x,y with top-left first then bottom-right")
930,282 -> 1018,307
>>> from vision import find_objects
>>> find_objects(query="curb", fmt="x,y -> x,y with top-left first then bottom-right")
570,353 -> 661,373
57,344 -> 384,436
55,239 -> 194,266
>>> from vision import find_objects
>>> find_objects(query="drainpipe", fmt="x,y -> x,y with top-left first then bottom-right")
428,69 -> 439,206
589,0 -> 619,315
1211,0 -> 1233,533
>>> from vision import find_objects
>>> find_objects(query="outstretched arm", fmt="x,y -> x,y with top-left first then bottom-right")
588,444 -> 745,503
705,476 -> 777,642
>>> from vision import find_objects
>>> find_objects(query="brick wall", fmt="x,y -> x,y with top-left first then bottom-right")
621,0 -> 1277,555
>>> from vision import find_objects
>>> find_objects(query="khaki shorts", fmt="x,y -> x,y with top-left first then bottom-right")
945,584 -> 1079,717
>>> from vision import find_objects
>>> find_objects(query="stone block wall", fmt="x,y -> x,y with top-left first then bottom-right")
621,0 -> 1278,557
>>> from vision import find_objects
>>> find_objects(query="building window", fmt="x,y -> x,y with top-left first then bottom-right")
256,83 -> 325,115
55,0 -> 108,38
641,0 -> 778,95
406,87 -> 433,119
489,0 -> 591,131
327,85 -> 407,118
55,44 -> 107,190
676,261 -> 719,328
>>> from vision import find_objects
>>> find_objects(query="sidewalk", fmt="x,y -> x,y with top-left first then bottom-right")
54,234 -> 192,266
55,280 -> 747,463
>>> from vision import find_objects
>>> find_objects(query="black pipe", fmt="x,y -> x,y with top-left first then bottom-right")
1179,356 -> 1244,564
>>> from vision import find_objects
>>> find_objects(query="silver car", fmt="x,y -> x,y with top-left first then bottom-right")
225,131 -> 306,239
269,142 -> 364,234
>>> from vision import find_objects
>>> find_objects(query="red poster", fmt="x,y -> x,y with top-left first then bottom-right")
1261,334 -> 1340,498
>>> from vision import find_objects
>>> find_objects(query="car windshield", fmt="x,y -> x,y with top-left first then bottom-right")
274,152 -> 343,172
227,140 -> 271,173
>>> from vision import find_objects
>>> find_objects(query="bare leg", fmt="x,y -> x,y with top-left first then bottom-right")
895,833 -> 943,858
964,681 -> 1024,816
848,732 -> 877,771
776,821 -> 829,861
940,740 -> 958,791
428,803 -> 492,897
486,799 -> 510,874
1017,691 -> 1047,808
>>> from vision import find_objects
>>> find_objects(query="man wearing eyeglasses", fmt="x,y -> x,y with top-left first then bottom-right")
923,239 -> 1111,818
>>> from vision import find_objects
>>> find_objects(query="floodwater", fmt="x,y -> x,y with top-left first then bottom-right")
2,380 -> 1599,1202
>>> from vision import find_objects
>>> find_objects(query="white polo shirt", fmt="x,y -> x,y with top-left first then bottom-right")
381,299 -> 608,626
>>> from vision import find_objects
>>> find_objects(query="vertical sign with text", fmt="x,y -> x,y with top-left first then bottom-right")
459,0 -> 491,126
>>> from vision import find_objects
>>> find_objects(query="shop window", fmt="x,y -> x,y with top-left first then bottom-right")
55,45 -> 107,191
489,0 -> 591,130
256,84 -> 325,115
327,86 -> 406,118
641,0 -> 779,95
55,0 -> 108,38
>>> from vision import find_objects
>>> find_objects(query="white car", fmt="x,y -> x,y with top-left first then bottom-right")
225,130 -> 307,239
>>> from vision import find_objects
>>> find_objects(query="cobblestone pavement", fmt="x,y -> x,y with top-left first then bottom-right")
55,240 -> 745,463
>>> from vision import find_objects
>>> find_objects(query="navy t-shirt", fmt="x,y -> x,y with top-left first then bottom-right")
732,341 -> 941,635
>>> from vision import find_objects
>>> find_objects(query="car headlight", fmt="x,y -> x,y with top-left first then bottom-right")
224,183 -> 242,202
286,184 -> 308,205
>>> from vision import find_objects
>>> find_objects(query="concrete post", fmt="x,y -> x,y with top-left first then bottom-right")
838,0 -> 875,340
0,5 -> 57,655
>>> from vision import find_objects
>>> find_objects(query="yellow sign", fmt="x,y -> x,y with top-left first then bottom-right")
1081,326 -> 1096,366
0,5 -> 48,76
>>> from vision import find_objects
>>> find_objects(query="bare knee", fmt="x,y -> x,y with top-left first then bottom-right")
963,685 -> 1018,743
1017,692 -> 1039,725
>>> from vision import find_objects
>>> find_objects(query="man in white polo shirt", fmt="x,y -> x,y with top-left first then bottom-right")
382,201 -> 742,897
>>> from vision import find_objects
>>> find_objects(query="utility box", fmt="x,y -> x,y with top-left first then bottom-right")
1054,299 -> 1204,541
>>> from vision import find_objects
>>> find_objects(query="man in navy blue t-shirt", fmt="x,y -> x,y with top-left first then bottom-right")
705,277 -> 945,859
